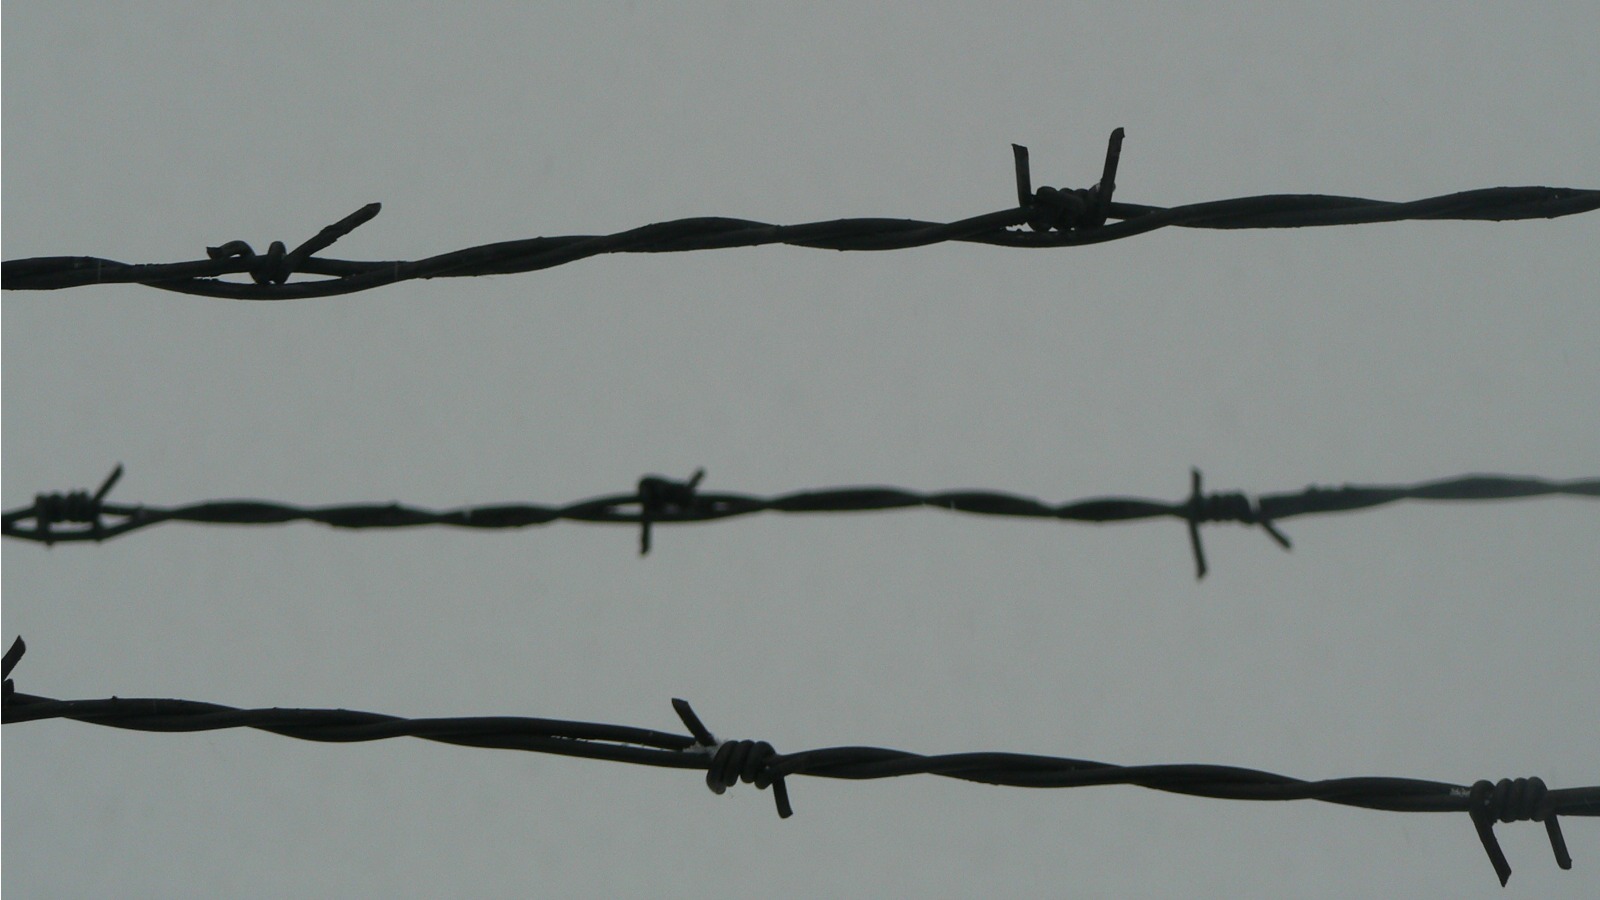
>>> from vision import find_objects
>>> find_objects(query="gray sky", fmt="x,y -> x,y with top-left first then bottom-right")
4,3 -> 1597,896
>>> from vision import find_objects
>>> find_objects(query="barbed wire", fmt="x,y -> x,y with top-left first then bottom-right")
4,130 -> 1595,300
2,638 -> 1588,886
5,465 -> 1595,578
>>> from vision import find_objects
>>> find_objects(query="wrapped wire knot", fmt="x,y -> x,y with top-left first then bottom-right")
25,464 -> 123,544
204,203 -> 381,286
708,741 -> 785,798
1012,127 -> 1124,232
636,468 -> 706,555
1468,777 -> 1570,886
1473,776 -> 1552,823
34,489 -> 104,524
672,698 -> 793,818
1185,489 -> 1252,523
207,240 -> 292,285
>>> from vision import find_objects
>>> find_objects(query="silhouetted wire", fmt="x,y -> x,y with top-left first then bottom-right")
5,130 -> 1596,300
1,638 -> 1589,886
5,465 -> 1596,578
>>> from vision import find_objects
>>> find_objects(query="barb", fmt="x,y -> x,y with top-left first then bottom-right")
638,469 -> 706,556
672,697 -> 792,818
1184,468 -> 1292,579
6,468 -> 1595,578
5,130 -> 1595,299
2,636 -> 26,696
3,638 -> 1591,885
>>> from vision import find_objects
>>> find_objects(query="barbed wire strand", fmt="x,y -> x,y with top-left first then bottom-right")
5,465 -> 1595,579
2,638 -> 1589,886
5,130 -> 1596,300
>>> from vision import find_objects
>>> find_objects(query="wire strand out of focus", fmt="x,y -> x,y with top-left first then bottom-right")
6,465 -> 1595,578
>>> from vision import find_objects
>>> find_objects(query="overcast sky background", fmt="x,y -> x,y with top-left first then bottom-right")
3,4 -> 1597,897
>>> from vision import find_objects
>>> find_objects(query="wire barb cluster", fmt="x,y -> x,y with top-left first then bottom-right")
672,698 -> 792,818
18,464 -> 124,543
6,466 -> 1595,579
1468,777 -> 1573,886
1013,127 -> 1124,231
2,637 -> 1589,886
5,130 -> 1596,300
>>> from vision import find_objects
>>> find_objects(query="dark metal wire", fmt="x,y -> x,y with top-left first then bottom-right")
2,638 -> 1588,886
5,130 -> 1595,300
5,465 -> 1595,579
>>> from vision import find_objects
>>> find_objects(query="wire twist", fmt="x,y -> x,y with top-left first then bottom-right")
6,131 -> 1596,300
4,637 -> 1591,885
